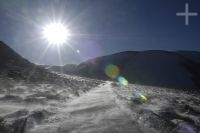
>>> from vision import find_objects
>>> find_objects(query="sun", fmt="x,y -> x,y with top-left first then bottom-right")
42,22 -> 70,45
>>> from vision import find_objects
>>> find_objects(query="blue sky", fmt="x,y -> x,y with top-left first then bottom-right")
0,0 -> 200,65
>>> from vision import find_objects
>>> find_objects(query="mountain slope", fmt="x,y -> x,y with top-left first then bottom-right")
0,41 -> 70,84
44,64 -> 78,75
48,50 -> 200,89
0,40 -> 101,92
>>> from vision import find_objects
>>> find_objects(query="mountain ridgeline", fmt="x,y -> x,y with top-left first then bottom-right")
47,51 -> 200,89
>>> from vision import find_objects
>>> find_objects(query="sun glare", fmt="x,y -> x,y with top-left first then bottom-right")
42,22 -> 70,45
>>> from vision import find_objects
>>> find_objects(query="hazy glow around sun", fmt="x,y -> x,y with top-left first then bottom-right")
42,22 -> 70,45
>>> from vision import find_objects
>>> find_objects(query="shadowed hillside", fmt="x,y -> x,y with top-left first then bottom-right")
0,41 -> 101,87
0,41 -> 67,84
46,50 -> 200,89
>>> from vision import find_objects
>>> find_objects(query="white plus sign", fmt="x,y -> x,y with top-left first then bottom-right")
176,3 -> 198,25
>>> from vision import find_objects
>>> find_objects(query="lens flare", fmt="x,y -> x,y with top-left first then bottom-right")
117,76 -> 128,86
104,64 -> 130,87
135,91 -> 147,101
104,64 -> 120,79
76,49 -> 80,53
175,122 -> 197,133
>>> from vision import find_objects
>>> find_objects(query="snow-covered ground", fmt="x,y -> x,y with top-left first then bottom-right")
0,80 -> 200,133
114,83 -> 200,133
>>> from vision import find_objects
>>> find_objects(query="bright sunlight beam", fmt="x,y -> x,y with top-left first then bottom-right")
42,22 -> 70,45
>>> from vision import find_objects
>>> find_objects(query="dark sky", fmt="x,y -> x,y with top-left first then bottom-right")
0,0 -> 200,65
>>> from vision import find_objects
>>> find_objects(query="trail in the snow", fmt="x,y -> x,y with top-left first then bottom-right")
57,82 -> 151,133
1,81 -> 200,133
27,82 -> 152,133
